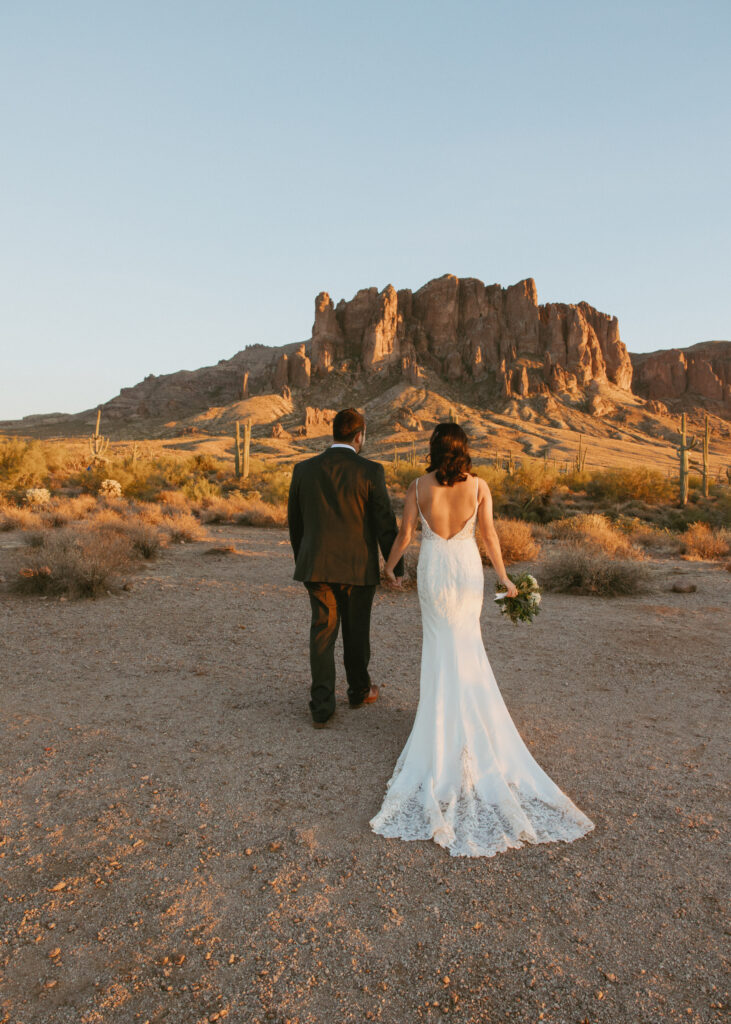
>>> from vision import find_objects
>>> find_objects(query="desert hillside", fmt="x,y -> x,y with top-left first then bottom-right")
2,275 -> 730,475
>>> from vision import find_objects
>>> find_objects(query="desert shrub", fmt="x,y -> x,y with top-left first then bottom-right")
233,498 -> 287,528
12,526 -> 132,598
681,522 -> 730,561
199,493 -> 286,527
616,517 -> 684,554
584,467 -> 674,505
382,461 -> 425,492
198,494 -> 247,523
502,461 -> 559,519
156,489 -> 190,509
39,494 -> 98,528
162,511 -> 208,543
25,487 -> 51,506
253,467 -> 292,506
0,504 -> 40,531
489,518 -> 540,565
181,475 -> 222,503
550,513 -> 643,559
472,464 -> 506,495
0,438 -> 47,491
541,543 -> 649,596
99,478 -> 123,498
124,522 -> 165,559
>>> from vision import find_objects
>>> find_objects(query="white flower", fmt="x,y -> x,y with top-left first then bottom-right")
530,592 -> 542,606
526,574 -> 538,589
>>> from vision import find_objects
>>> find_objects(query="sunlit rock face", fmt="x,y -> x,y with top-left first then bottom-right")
308,274 -> 633,396
631,342 -> 731,410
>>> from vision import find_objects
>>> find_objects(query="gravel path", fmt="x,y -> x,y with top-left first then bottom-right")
0,527 -> 728,1024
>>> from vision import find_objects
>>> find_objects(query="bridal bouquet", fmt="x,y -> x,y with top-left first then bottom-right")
495,572 -> 541,625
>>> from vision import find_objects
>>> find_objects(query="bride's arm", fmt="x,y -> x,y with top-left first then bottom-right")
383,480 -> 419,584
476,478 -> 518,597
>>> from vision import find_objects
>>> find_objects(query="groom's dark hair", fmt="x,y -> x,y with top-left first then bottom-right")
333,408 -> 365,443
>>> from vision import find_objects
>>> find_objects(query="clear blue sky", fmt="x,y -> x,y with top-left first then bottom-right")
1,0 -> 729,420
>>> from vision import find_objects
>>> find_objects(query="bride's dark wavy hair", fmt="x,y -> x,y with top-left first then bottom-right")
426,422 -> 472,486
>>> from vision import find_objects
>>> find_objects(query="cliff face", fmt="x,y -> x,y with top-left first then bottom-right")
308,275 -> 633,397
631,341 -> 731,410
90,276 -> 728,429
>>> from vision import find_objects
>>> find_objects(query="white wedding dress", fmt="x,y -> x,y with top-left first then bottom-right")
370,476 -> 594,858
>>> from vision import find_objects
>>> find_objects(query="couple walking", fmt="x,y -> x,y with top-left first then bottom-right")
287,408 -> 593,858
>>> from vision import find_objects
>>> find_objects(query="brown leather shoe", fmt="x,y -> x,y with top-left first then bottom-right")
350,686 -> 378,709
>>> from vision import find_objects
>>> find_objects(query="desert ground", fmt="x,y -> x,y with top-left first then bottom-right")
0,526 -> 728,1024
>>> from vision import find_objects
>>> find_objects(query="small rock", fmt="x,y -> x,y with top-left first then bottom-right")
671,583 -> 697,593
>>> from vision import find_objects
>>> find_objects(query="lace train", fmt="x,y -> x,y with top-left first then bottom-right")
370,476 -> 594,858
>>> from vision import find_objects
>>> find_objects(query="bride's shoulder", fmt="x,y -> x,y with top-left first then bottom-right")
472,473 -> 490,495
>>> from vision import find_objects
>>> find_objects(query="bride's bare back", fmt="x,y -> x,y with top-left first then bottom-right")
416,471 -> 479,540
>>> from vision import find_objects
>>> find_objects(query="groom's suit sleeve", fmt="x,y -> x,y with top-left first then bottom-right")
287,464 -> 303,561
370,464 -> 405,578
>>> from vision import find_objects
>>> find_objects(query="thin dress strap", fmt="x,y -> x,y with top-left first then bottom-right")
415,476 -> 421,515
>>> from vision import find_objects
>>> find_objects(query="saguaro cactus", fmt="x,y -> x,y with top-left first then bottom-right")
678,413 -> 697,506
574,434 -> 587,472
89,407 -> 109,462
702,415 -> 711,498
243,418 -> 252,478
234,418 -> 252,479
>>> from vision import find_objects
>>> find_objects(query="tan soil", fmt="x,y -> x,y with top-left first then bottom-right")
0,528 -> 728,1024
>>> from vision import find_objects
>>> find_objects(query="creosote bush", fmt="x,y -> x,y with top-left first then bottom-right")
681,522 -> 730,561
198,493 -> 286,528
482,518 -> 540,565
540,543 -> 649,597
13,526 -> 133,598
549,514 -> 643,560
0,438 -> 47,489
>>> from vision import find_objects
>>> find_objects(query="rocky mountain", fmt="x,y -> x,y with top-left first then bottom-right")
96,274 -> 640,424
3,276 -> 729,446
631,341 -> 731,410
280,275 -> 634,399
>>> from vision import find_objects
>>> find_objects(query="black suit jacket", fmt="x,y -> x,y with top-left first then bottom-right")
287,446 -> 404,585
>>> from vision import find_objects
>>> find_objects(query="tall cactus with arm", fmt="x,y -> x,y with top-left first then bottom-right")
89,407 -> 109,463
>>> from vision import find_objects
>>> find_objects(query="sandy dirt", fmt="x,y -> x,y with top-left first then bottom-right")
0,527 -> 728,1024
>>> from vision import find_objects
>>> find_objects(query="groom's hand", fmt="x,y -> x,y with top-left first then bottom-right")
383,567 -> 401,590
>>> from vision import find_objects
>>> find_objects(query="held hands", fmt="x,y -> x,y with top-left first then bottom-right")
383,566 -> 402,590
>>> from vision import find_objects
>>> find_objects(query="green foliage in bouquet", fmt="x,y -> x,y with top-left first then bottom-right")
495,571 -> 541,625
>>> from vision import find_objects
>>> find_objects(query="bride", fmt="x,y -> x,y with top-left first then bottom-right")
370,423 -> 594,858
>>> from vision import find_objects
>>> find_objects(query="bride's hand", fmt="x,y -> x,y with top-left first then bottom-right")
501,577 -> 518,598
384,567 -> 401,589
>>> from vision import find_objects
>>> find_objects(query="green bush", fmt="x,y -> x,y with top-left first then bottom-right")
584,467 -> 674,505
382,461 -> 425,492
0,438 -> 47,491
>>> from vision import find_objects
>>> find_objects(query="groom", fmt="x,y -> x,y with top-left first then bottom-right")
287,408 -> 404,728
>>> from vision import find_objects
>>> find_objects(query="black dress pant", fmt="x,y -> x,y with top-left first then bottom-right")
304,582 -> 376,722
